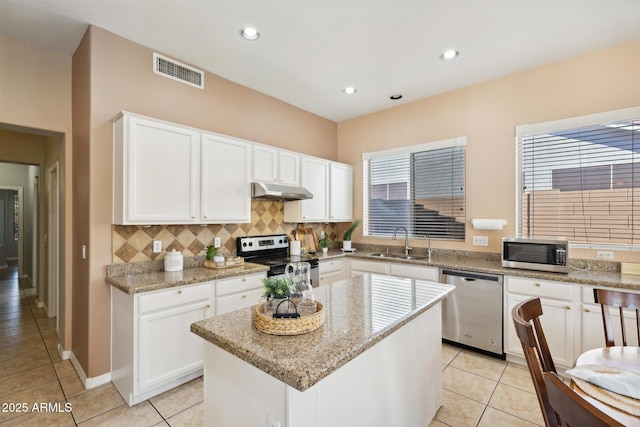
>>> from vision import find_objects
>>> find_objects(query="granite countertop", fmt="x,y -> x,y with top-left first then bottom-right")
107,263 -> 269,294
190,275 -> 454,391
341,251 -> 640,291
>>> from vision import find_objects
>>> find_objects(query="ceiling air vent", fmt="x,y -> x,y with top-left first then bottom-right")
153,53 -> 204,89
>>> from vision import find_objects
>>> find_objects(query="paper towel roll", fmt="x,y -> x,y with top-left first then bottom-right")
471,219 -> 507,230
290,240 -> 301,255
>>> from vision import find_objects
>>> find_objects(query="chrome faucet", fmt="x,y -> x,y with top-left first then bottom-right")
425,234 -> 432,262
392,226 -> 412,255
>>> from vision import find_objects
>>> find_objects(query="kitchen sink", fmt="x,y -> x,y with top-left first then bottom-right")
368,253 -> 429,261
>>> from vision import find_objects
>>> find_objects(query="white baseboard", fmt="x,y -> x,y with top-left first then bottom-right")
70,351 -> 112,389
57,343 -> 71,360
24,288 -> 37,297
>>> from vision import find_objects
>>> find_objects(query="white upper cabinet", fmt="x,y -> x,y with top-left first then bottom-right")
113,113 -> 200,224
284,158 -> 353,223
201,133 -> 252,223
285,156 -> 329,222
113,112 -> 250,225
329,162 -> 353,222
252,145 -> 300,186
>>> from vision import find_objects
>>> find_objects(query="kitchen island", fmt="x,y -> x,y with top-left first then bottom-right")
191,273 -> 454,427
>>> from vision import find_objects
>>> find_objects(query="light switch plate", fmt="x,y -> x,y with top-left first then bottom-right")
153,240 -> 162,253
214,237 -> 221,248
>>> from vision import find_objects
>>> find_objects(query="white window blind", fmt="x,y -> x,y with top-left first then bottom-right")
363,137 -> 466,241
517,108 -> 640,248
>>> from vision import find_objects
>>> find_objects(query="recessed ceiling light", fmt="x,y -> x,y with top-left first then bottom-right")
240,27 -> 260,40
390,94 -> 403,100
343,86 -> 357,95
440,49 -> 459,61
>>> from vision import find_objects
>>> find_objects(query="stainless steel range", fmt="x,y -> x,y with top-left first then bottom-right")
237,234 -> 320,286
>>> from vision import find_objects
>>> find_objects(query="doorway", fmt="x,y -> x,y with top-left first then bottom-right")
48,163 -> 59,328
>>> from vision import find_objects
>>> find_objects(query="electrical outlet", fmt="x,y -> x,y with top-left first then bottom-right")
153,240 -> 162,253
472,236 -> 488,246
596,250 -> 614,259
214,237 -> 221,248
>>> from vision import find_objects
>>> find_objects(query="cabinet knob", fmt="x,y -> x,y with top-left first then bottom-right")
241,295 -> 247,299
204,215 -> 208,219
565,305 -> 571,310
534,283 -> 541,287
584,308 -> 590,313
191,215 -> 196,219
178,289 -> 183,294
242,278 -> 247,282
207,304 -> 211,308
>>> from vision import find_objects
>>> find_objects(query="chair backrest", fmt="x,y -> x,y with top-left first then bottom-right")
512,297 -> 558,427
543,372 -> 625,427
593,288 -> 640,347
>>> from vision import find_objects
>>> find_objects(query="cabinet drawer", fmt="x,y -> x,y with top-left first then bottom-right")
138,282 -> 212,314
216,273 -> 265,296
216,288 -> 264,316
581,286 -> 640,303
319,259 -> 344,274
506,276 -> 573,300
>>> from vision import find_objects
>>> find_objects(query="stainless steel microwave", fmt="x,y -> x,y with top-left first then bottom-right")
501,237 -> 569,273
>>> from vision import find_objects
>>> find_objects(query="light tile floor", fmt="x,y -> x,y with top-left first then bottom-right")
1,262 -> 542,426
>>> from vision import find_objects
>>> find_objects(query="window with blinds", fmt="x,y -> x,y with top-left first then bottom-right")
363,137 -> 466,240
517,108 -> 640,248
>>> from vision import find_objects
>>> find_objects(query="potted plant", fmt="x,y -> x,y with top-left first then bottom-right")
205,245 -> 219,261
342,219 -> 361,251
262,277 -> 295,315
319,235 -> 331,255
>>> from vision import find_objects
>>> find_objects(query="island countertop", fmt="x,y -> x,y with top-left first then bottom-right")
190,273 -> 454,391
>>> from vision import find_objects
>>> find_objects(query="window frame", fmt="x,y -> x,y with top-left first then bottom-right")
515,106 -> 640,251
362,136 -> 466,240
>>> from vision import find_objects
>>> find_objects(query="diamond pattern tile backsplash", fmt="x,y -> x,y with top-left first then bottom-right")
112,201 -> 341,263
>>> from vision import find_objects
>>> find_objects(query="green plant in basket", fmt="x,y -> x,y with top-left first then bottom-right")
205,245 -> 219,261
261,277 -> 294,299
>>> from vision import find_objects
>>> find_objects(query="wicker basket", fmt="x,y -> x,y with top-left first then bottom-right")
254,302 -> 324,336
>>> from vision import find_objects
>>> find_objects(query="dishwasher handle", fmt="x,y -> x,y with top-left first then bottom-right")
440,269 -> 503,283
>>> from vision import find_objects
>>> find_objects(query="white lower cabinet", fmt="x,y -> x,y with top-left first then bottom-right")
112,282 -> 213,405
580,286 -> 640,351
505,277 -> 578,369
215,272 -> 266,316
389,263 -> 438,281
349,259 -> 390,277
318,259 -> 347,286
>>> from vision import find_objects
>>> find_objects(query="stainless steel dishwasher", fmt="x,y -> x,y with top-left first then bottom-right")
440,269 -> 504,358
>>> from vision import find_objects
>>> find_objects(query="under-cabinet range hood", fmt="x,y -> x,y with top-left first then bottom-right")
251,181 -> 313,201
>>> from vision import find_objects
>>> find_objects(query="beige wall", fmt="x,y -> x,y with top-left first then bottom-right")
0,34 -> 73,353
337,39 -> 640,262
74,26 -> 338,377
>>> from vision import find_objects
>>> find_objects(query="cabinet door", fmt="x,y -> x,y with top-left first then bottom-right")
253,145 -> 278,183
299,156 -> 329,221
329,162 -> 353,222
201,133 -> 252,223
506,293 -> 574,367
349,259 -> 390,276
117,114 -> 200,224
278,150 -> 300,186
138,300 -> 212,392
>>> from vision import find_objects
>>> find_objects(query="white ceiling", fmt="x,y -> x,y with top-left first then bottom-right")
1,1 -> 639,122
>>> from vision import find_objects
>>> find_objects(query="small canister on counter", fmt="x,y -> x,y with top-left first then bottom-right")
164,249 -> 184,272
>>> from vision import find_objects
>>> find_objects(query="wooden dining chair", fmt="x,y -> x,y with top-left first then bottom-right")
512,297 -> 558,427
543,372 -> 625,427
593,288 -> 640,347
